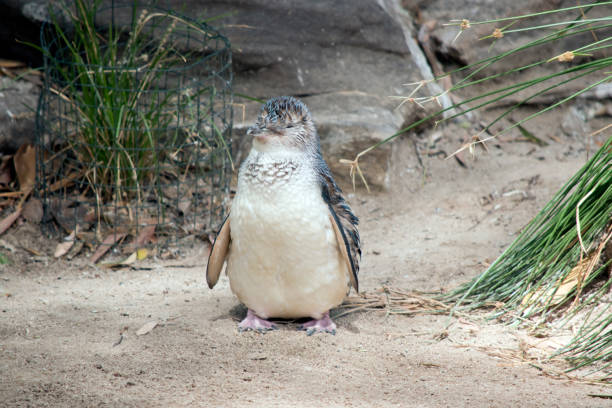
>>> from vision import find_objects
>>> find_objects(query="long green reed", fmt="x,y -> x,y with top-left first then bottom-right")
443,136 -> 610,378
43,0 -> 211,202
446,138 -> 611,315
558,301 -> 612,377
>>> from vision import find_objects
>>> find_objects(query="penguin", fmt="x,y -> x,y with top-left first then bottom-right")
207,96 -> 361,335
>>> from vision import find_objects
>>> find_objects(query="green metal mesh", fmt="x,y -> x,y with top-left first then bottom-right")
35,2 -> 232,252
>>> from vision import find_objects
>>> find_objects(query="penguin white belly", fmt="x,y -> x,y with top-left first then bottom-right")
227,174 -> 349,319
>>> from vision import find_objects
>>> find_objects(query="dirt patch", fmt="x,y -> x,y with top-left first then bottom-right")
0,122 -> 610,407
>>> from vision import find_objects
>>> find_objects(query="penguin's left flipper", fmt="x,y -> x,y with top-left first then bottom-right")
206,214 -> 231,289
328,209 -> 359,293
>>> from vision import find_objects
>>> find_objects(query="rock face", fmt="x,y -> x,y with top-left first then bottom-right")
0,78 -> 38,153
13,0 -> 605,189
200,0 -> 411,96
170,0 -> 439,189
187,0 -> 440,189
0,0 -> 45,153
403,0 -> 612,144
404,0 -> 612,78
1,0 -> 442,189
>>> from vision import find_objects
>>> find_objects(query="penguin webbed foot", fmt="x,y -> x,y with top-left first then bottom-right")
238,309 -> 277,333
298,311 -> 337,336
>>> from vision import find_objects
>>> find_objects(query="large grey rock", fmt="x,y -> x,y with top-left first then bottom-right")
311,93 -> 403,189
0,78 -> 38,152
189,0 -> 438,189
195,0 -> 411,95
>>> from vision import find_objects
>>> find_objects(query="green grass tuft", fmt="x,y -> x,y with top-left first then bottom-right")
42,0 -> 222,203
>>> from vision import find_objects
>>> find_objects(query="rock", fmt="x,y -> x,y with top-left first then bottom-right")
22,197 -> 43,223
191,0 -> 436,189
0,78 -> 38,152
0,0 -> 48,153
197,0 -> 412,95
402,0 -> 612,147
306,92 -> 404,189
21,1 -> 49,23
404,0 -> 611,78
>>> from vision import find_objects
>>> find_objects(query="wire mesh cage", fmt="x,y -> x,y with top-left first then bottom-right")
35,1 -> 232,255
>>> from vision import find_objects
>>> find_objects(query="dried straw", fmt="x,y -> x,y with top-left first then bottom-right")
334,287 -> 450,319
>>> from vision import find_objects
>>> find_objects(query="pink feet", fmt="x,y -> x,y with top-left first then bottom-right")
298,311 -> 337,336
238,309 -> 277,333
237,309 -> 337,335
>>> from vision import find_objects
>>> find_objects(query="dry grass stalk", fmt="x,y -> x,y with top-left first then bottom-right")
335,287 -> 450,319
452,342 -> 609,385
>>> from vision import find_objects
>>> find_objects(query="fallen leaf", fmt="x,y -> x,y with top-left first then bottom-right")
22,198 -> 43,223
522,252 -> 599,307
0,208 -> 22,235
0,59 -> 26,68
136,321 -> 158,336
134,224 -> 156,247
54,229 -> 77,258
90,231 -> 127,264
13,144 -> 36,198
136,248 -> 148,260
22,247 -> 42,256
54,240 -> 74,258
49,171 -> 83,192
101,251 -> 137,268
121,251 -> 138,265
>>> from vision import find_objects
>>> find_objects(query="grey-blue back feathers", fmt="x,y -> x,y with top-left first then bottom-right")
317,157 -> 361,292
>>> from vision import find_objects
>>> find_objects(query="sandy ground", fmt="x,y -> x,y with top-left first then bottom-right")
0,126 -> 611,407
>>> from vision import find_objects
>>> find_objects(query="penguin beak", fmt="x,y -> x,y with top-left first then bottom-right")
249,125 -> 281,144
248,127 -> 269,143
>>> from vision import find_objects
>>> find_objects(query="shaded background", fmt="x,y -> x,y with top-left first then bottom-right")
3,0 -> 609,189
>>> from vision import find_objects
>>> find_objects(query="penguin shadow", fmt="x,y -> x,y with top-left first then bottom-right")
226,303 -> 360,334
331,311 -> 361,334
227,303 -> 247,321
